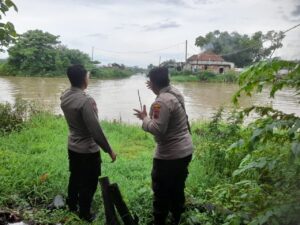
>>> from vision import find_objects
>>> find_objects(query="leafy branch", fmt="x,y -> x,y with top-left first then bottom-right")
231,59 -> 300,158
0,0 -> 18,52
233,59 -> 300,104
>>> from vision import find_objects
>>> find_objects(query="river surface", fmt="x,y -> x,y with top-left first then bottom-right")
0,74 -> 299,123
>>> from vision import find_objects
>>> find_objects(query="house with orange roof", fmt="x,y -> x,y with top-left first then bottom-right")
185,51 -> 234,74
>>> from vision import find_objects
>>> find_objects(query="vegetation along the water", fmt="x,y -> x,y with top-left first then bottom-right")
1,58 -> 300,224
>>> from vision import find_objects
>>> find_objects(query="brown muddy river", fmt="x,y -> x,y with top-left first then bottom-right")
0,74 -> 299,123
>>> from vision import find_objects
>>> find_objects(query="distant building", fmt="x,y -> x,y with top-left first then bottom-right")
159,60 -> 184,71
105,63 -> 125,69
184,51 -> 234,74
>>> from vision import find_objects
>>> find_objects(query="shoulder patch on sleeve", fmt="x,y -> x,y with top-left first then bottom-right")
152,103 -> 161,119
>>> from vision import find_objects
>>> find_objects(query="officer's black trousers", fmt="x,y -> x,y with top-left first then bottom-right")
67,150 -> 100,216
151,154 -> 192,225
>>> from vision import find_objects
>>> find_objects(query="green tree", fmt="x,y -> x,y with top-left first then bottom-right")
63,48 -> 91,66
195,30 -> 284,67
55,45 -> 92,72
0,0 -> 18,52
5,30 -> 93,75
7,30 -> 60,74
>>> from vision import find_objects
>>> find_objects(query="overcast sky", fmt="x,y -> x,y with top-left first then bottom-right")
3,0 -> 300,67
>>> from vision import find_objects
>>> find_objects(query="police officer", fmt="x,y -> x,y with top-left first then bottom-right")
134,67 -> 193,225
61,64 -> 117,222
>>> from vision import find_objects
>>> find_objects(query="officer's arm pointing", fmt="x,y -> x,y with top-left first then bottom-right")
82,98 -> 113,154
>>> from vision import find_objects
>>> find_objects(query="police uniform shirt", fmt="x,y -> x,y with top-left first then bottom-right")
60,87 -> 112,154
142,85 -> 193,160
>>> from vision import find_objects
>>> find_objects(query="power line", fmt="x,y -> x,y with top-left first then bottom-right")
91,23 -> 300,60
269,23 -> 300,58
282,23 -> 300,34
219,23 -> 300,57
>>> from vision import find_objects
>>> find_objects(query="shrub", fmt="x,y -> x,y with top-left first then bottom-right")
170,70 -> 192,76
90,67 -> 133,79
198,71 -> 217,81
0,98 -> 36,135
219,71 -> 238,83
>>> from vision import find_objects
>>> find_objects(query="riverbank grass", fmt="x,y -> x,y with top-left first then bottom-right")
0,113 -> 155,224
170,70 -> 239,83
1,111 -> 299,224
0,62 -> 137,79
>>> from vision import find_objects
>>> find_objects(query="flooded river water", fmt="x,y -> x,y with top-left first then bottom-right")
0,74 -> 299,123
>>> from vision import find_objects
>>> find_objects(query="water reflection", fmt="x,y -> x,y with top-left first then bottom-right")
0,75 -> 299,123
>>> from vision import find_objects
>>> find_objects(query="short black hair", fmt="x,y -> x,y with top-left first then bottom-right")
67,64 -> 87,88
148,67 -> 170,88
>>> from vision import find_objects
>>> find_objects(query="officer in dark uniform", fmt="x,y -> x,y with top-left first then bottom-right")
61,64 -> 117,222
134,67 -> 193,225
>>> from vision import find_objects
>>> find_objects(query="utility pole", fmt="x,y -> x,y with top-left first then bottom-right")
91,46 -> 94,61
158,56 -> 161,66
185,40 -> 187,63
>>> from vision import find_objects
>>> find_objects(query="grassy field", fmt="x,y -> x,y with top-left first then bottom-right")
90,67 -> 136,79
0,112 -> 299,225
170,71 -> 239,83
170,75 -> 200,82
0,113 -> 156,224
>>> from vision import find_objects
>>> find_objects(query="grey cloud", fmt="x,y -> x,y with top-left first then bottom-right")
289,18 -> 300,22
292,5 -> 300,16
281,3 -> 300,22
70,0 -> 193,8
277,6 -> 284,14
71,0 -> 186,5
114,26 -> 124,30
73,0 -> 110,4
159,0 -> 227,7
282,14 -> 300,22
193,0 -> 229,4
155,0 -> 186,5
85,33 -> 107,38
287,42 -> 300,48
117,21 -> 181,31
143,21 -> 180,31
114,23 -> 140,30
193,0 -> 213,4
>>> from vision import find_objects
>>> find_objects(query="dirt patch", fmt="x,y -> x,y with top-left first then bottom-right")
0,211 -> 22,224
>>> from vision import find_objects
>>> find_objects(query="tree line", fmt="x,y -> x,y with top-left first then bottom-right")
1,30 -> 93,76
0,2 -> 140,77
0,29 -> 140,77
0,0 -> 287,76
195,30 -> 285,67
158,30 -> 285,69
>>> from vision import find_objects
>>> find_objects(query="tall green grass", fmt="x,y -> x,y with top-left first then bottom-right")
171,75 -> 200,82
0,108 -> 299,224
0,113 -> 155,224
90,67 -> 134,79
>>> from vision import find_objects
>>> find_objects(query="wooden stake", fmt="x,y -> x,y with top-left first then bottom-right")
109,183 -> 138,225
99,177 -> 120,225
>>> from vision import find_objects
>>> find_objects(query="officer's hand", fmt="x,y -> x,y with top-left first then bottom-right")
109,150 -> 117,163
133,105 -> 147,120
